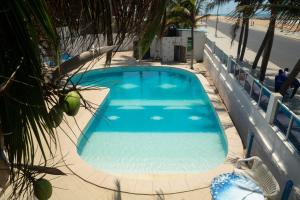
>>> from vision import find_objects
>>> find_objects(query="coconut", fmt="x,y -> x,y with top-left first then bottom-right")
63,91 -> 81,116
33,178 -> 52,200
49,104 -> 63,127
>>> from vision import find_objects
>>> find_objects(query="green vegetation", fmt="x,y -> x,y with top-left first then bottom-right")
49,105 -> 64,128
33,178 -> 52,200
167,0 -> 207,69
207,0 -> 259,62
138,1 -> 169,60
0,0 -> 169,198
63,91 -> 81,116
249,0 -> 300,82
236,0 -> 300,88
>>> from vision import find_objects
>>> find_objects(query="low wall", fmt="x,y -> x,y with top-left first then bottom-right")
60,33 -> 133,56
204,42 -> 300,199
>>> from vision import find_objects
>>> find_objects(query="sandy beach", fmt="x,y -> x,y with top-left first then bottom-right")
207,15 -> 300,32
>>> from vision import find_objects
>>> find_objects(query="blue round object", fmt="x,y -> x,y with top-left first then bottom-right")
211,173 -> 264,200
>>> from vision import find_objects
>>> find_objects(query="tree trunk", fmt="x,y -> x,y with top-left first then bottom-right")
105,0 -> 114,66
105,34 -> 113,66
239,18 -> 249,61
191,26 -> 194,69
237,20 -> 245,59
251,28 -> 270,69
259,15 -> 276,82
52,46 -> 115,81
159,10 -> 167,38
279,59 -> 300,95
215,4 -> 220,37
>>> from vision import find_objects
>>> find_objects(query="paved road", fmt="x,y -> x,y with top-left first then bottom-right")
207,20 -> 300,71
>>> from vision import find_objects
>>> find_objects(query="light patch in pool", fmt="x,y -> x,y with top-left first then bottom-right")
108,116 -> 120,120
121,83 -> 138,89
189,116 -> 201,120
159,83 -> 177,89
164,106 -> 191,110
118,106 -> 144,110
151,116 -> 163,120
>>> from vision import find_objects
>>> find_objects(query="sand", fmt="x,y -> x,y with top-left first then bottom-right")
207,16 -> 300,32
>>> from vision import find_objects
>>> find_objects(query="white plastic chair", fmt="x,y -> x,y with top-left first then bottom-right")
234,156 -> 280,199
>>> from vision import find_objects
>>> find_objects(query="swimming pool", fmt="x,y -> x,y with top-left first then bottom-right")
75,66 -> 227,173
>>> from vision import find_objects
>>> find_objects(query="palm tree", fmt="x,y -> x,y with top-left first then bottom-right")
207,0 -> 258,62
206,0 -> 231,37
234,0 -> 257,62
215,3 -> 221,36
0,0 -> 169,198
167,0 -> 207,69
252,0 -> 279,82
250,0 -> 300,82
138,1 -> 169,61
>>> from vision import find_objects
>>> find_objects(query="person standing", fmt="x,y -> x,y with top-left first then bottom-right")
275,69 -> 287,92
283,68 -> 300,98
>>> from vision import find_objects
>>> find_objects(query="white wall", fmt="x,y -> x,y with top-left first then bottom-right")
162,37 -> 184,62
204,44 -> 300,200
178,30 -> 206,61
150,29 -> 206,63
150,38 -> 161,59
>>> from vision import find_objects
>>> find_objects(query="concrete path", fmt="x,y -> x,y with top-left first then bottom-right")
205,24 -> 300,116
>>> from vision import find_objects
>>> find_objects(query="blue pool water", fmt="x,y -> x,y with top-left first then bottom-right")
75,66 -> 227,173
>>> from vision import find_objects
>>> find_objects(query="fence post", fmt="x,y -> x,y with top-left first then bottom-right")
281,180 -> 294,200
257,86 -> 263,105
265,93 -> 282,124
246,132 -> 254,158
249,79 -> 255,97
285,116 -> 294,140
227,56 -> 232,73
212,42 -> 216,54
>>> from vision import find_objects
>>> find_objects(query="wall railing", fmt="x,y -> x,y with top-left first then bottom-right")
274,102 -> 300,152
206,39 -> 300,154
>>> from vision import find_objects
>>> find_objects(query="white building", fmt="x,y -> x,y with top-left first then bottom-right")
150,29 -> 206,63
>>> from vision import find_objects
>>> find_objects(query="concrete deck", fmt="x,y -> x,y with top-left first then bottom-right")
1,52 -> 243,200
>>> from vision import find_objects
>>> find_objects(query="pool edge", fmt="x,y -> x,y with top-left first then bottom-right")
58,65 -> 244,195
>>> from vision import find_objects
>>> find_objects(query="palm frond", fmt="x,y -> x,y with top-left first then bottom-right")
205,0 -> 233,12
1,0 -> 184,199
138,0 -> 169,58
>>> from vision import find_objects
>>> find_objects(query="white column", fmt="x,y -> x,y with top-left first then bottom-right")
265,93 -> 282,124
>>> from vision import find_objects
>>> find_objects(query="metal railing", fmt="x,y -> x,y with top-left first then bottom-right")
259,87 -> 272,112
206,38 -> 214,52
205,38 -> 300,153
214,45 -> 228,66
227,58 -> 271,112
274,102 -> 300,152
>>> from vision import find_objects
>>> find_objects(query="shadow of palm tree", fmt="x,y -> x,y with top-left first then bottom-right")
113,179 -> 121,200
111,181 -> 172,200
156,189 -> 165,200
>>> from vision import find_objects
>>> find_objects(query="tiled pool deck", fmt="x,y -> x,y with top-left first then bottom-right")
1,52 -> 243,200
